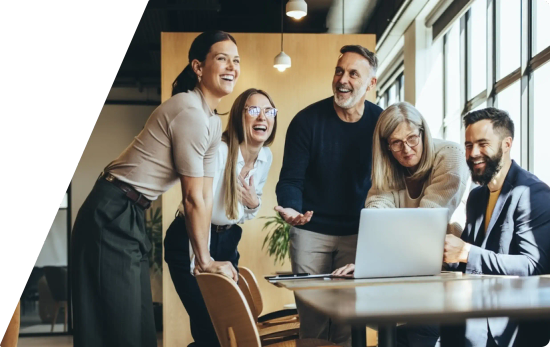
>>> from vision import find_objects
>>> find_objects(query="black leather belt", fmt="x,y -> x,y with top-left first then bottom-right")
212,224 -> 232,232
175,210 -> 232,232
100,172 -> 151,209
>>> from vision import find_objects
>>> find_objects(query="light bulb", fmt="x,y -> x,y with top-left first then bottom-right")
273,51 -> 291,72
287,11 -> 306,20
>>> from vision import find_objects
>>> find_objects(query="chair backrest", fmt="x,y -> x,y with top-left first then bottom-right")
42,266 -> 68,302
237,274 -> 259,320
1,301 -> 20,347
196,273 -> 261,347
238,267 -> 263,316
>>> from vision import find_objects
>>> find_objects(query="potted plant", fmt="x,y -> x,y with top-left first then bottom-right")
261,213 -> 291,265
145,205 -> 163,331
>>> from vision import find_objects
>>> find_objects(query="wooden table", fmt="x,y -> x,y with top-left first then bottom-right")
268,274 -> 550,347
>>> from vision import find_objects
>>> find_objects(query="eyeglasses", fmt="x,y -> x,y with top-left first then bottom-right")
245,106 -> 278,118
388,133 -> 421,152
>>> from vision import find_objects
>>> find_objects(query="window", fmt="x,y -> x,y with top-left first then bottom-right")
497,0 -> 521,79
532,0 -> 550,56
387,83 -> 398,106
444,115 -> 463,145
417,38 -> 444,137
496,81 -> 521,162
376,70 -> 404,108
437,0 -> 550,173
444,22 -> 462,143
533,61 -> 550,184
377,94 -> 387,109
472,101 -> 487,111
399,74 -> 405,102
468,0 -> 487,98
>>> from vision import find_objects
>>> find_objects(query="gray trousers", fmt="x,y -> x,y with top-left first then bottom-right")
289,227 -> 358,347
71,178 -> 157,347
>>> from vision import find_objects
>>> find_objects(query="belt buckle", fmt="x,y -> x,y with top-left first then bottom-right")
105,173 -> 114,182
136,193 -> 150,209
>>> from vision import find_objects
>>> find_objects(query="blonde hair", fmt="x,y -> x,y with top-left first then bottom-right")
371,102 -> 435,191
222,89 -> 277,220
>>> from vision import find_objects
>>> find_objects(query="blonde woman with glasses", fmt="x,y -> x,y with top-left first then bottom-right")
333,101 -> 469,346
164,88 -> 277,347
334,101 -> 469,271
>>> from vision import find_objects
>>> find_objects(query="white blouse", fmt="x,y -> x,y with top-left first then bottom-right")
181,141 -> 273,273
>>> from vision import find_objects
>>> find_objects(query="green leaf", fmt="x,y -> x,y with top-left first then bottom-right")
261,220 -> 277,231
260,212 -> 291,265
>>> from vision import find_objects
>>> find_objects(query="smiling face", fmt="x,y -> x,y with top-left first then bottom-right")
195,40 -> 240,98
332,52 -> 375,109
465,119 -> 511,185
243,93 -> 275,146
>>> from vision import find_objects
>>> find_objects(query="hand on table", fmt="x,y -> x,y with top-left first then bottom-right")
444,234 -> 471,263
332,264 -> 355,276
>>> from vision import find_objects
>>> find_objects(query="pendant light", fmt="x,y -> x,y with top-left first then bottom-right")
286,0 -> 307,20
274,0 -> 291,72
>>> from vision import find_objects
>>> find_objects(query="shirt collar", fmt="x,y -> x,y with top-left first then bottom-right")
193,87 -> 216,117
237,146 -> 268,166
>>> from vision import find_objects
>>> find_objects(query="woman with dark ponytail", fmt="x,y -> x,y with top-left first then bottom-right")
71,31 -> 239,347
165,88 -> 278,346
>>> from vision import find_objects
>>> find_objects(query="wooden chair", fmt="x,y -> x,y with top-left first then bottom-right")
0,301 -> 21,347
238,274 -> 299,343
238,268 -> 378,346
239,267 -> 299,325
43,266 -> 68,332
196,273 -> 339,347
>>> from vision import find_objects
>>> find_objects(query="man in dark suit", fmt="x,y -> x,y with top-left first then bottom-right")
443,107 -> 550,347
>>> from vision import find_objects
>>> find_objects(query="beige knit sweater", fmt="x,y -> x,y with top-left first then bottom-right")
365,139 -> 471,236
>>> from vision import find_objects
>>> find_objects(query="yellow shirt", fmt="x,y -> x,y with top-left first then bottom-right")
485,189 -> 502,232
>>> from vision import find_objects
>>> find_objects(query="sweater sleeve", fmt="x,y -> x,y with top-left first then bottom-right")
365,188 -> 398,208
420,144 -> 470,234
276,113 -> 311,212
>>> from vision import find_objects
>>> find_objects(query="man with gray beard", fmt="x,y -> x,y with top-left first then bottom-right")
275,45 -> 382,347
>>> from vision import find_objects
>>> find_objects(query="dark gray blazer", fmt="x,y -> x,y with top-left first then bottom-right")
450,160 -> 550,346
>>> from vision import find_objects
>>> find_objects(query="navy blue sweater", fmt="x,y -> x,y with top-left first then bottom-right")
276,97 -> 383,236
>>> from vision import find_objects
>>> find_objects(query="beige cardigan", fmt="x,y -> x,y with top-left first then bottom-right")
365,139 -> 471,236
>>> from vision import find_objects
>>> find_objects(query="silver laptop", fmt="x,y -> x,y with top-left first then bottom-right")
265,208 -> 448,282
352,208 -> 448,279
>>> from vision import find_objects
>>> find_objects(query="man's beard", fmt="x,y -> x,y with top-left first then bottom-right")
333,82 -> 368,109
467,147 -> 503,186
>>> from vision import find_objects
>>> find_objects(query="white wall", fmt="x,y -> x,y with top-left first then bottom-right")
34,210 -> 68,267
